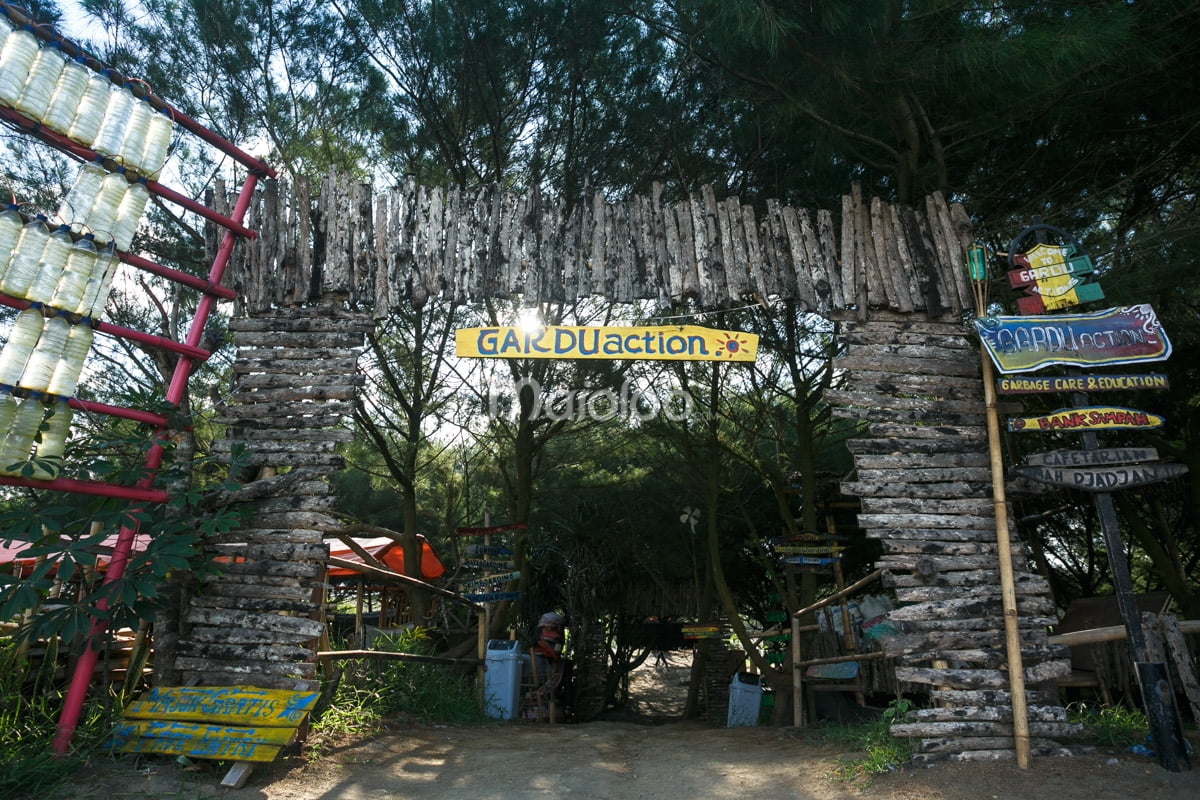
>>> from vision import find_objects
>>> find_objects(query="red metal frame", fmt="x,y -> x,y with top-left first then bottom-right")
0,2 -> 275,753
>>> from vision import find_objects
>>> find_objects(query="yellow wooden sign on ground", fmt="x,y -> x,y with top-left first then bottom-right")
456,325 -> 758,362
110,685 -> 319,767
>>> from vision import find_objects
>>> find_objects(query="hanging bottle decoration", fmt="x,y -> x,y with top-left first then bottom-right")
81,243 -> 118,319
42,56 -> 92,135
29,397 -> 71,479
0,391 -> 46,476
0,213 -> 51,298
120,90 -> 154,172
140,108 -> 175,178
66,70 -> 111,147
87,167 -> 130,245
57,156 -> 107,235
19,310 -> 70,392
111,177 -> 149,251
50,232 -> 97,312
0,24 -> 40,107
0,304 -> 44,385
46,317 -> 92,397
0,201 -> 25,274
91,79 -> 136,159
13,41 -> 65,122
25,223 -> 73,302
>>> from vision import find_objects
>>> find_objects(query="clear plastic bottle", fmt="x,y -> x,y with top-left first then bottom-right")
0,202 -> 25,278
19,311 -> 70,392
26,224 -> 74,302
14,42 -> 66,122
91,81 -> 136,159
87,168 -> 129,245
0,25 -> 40,107
140,108 -> 174,178
29,396 -> 71,479
46,320 -> 91,397
111,178 -> 149,251
57,157 -> 107,234
42,56 -> 91,135
66,71 -> 111,146
0,387 -> 16,448
0,16 -> 11,58
120,96 -> 153,173
0,214 -> 51,298
0,392 -> 45,476
0,305 -> 44,385
51,233 -> 97,313
82,244 -> 118,319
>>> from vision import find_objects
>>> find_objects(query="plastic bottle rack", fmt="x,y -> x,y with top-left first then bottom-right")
0,16 -> 175,178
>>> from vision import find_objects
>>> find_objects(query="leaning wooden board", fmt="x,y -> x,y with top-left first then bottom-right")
109,685 -> 319,765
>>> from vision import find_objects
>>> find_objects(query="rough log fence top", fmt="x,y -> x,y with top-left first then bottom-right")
216,172 -> 976,319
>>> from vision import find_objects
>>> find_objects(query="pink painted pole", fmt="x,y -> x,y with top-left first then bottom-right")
120,251 -> 239,300
0,475 -> 168,503
51,174 -> 261,754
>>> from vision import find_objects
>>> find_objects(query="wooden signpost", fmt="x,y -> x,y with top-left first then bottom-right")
1014,462 -> 1188,492
1006,240 -> 1104,314
109,685 -> 319,788
969,219 -> 1192,772
1007,406 -> 1164,433
1023,447 -> 1159,467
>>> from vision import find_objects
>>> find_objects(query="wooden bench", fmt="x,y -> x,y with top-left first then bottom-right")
108,685 -> 319,788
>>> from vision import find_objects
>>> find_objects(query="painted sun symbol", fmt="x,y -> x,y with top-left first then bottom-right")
716,332 -> 748,358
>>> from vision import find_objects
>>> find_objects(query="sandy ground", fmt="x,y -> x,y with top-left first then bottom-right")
49,656 -> 1200,800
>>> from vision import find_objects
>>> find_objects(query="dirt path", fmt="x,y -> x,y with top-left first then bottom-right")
51,657 -> 1200,800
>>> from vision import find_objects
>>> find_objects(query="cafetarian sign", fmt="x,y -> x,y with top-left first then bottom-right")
455,325 -> 758,361
974,304 -> 1170,374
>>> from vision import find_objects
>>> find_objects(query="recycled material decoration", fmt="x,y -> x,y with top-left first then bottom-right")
0,1 -> 272,754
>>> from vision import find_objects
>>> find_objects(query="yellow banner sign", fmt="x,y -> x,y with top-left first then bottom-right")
455,325 -> 758,361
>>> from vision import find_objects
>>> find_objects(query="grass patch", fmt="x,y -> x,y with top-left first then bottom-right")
310,626 -> 490,757
824,699 -> 914,787
1067,702 -> 1149,748
0,641 -> 120,800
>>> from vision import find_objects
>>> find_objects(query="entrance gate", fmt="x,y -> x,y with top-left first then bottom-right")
182,172 -> 1078,760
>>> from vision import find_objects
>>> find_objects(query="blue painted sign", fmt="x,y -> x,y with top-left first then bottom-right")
465,591 -> 521,603
973,304 -> 1171,374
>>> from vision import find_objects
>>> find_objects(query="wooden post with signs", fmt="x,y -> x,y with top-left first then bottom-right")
967,248 -> 1032,769
974,219 -> 1191,772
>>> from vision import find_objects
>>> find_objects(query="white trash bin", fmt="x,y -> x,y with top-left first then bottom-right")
726,671 -> 762,727
483,639 -> 523,719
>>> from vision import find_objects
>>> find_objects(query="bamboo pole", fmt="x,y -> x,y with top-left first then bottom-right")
970,247 -> 1031,769
792,614 -> 803,728
792,569 -> 883,619
1048,620 -> 1200,647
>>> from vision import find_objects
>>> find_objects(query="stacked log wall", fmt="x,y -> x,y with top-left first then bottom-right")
167,307 -> 372,688
830,312 -> 1082,761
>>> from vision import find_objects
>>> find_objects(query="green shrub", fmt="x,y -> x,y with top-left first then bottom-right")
1068,702 -> 1149,747
0,642 -> 115,800
825,698 -> 914,786
312,626 -> 489,749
